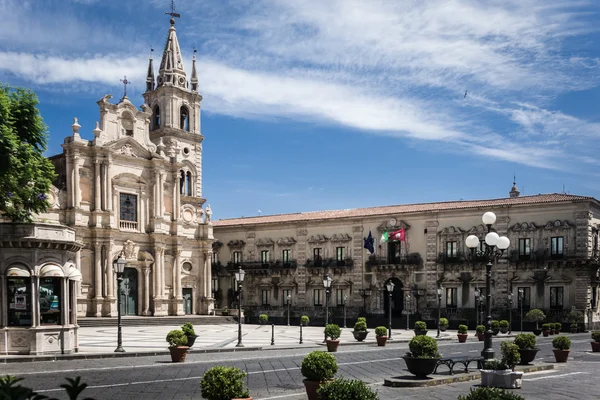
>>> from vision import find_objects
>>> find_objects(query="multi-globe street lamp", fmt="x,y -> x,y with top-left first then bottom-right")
475,288 -> 481,326
436,286 -> 443,338
405,293 -> 411,330
235,267 -> 246,347
466,211 -> 510,360
518,289 -> 524,333
287,294 -> 292,326
508,292 -> 513,334
386,281 -> 394,340
113,254 -> 127,353
323,274 -> 332,343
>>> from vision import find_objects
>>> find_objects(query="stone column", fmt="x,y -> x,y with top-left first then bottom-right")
206,250 -> 213,299
172,173 -> 178,221
94,160 -> 101,211
61,277 -> 69,325
159,172 -> 165,217
32,276 -> 39,327
106,242 -> 114,298
73,156 -> 80,208
140,191 -> 146,232
94,243 -> 103,316
65,156 -> 73,208
153,171 -> 160,218
0,275 -> 5,328
106,157 -> 112,211
142,268 -> 151,316
175,250 -> 182,299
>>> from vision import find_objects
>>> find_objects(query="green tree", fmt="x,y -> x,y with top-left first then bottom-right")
0,83 -> 55,222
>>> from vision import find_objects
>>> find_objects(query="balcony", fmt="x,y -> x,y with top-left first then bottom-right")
437,252 -> 467,265
119,220 -> 138,231
226,260 -> 298,270
367,254 -> 422,267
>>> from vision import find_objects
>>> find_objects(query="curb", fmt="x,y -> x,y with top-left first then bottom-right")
383,364 -> 554,388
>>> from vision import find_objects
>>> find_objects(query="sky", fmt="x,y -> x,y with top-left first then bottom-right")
1,0 -> 600,220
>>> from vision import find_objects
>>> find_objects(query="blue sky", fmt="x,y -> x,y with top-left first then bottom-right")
1,0 -> 600,220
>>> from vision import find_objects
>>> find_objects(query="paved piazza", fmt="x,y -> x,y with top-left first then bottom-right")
1,329 -> 598,399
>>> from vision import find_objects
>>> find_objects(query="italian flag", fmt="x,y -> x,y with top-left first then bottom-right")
381,231 -> 389,243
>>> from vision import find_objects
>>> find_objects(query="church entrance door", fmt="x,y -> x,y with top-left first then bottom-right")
119,267 -> 138,316
183,288 -> 193,314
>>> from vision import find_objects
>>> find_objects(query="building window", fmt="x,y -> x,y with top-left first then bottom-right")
261,290 -> 270,306
313,248 -> 322,266
186,172 -> 192,195
551,237 -> 564,259
39,278 -> 61,325
7,277 -> 32,327
180,106 -> 190,131
260,250 -> 270,264
153,106 -> 160,130
119,193 -> 137,230
282,289 -> 291,305
313,289 -> 323,306
446,287 -> 458,308
519,238 -> 531,260
518,287 -> 531,309
446,241 -> 458,260
282,249 -> 290,264
232,251 -> 242,263
336,247 -> 345,261
550,287 -> 564,310
211,252 -> 218,266
336,289 -> 346,306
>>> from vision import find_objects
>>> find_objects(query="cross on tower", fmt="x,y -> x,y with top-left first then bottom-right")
165,0 -> 181,18
120,76 -> 130,98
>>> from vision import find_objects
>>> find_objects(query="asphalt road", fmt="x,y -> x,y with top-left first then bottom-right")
3,333 -> 599,400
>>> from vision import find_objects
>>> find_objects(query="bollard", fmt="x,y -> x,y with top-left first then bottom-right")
271,324 -> 275,345
299,324 -> 303,344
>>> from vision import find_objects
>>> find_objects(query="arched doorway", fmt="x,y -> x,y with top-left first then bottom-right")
384,278 -> 404,318
119,267 -> 138,315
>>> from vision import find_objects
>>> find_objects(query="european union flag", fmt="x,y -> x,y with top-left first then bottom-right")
364,230 -> 375,254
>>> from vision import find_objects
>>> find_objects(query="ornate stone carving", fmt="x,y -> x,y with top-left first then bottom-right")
297,229 -> 308,236
122,240 -> 139,260
277,237 -> 297,246
439,226 -> 465,236
119,144 -> 137,157
467,224 -> 495,235
377,220 -> 411,232
247,233 -> 256,239
510,222 -> 539,232
308,234 -> 329,244
227,240 -> 245,249
138,251 -> 154,262
256,238 -> 275,247
330,233 -> 352,243
212,241 -> 223,251
573,211 -> 592,220
181,205 -> 197,225
205,204 -> 212,222
544,220 -> 572,230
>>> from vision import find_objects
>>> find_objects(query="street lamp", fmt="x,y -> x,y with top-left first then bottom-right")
507,292 -> 513,334
386,281 -> 394,340
287,294 -> 292,326
518,289 -> 524,333
466,211 -> 510,360
405,293 -> 411,330
475,288 -> 481,326
113,254 -> 127,353
235,267 -> 245,347
323,274 -> 332,343
436,286 -> 443,338
343,295 -> 348,328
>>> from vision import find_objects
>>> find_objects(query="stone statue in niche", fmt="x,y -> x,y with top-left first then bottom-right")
205,204 -> 212,223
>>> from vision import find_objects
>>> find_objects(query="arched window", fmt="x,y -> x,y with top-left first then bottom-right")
180,106 -> 190,132
122,112 -> 134,136
186,171 -> 192,196
179,170 -> 185,194
153,106 -> 160,130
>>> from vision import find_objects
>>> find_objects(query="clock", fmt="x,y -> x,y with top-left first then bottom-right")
389,218 -> 397,227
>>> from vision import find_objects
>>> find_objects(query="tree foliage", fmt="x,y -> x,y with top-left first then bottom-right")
0,83 -> 55,222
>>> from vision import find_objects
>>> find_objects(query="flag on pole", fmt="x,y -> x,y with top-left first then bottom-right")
381,231 -> 389,243
363,231 -> 375,254
390,228 -> 406,242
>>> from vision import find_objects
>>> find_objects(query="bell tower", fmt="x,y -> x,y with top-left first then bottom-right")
143,17 -> 204,199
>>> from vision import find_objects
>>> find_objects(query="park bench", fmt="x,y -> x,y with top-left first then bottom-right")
434,356 -> 484,375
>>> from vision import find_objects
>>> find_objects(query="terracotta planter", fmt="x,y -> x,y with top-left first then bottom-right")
517,348 -> 539,365
476,333 -> 485,341
403,356 -> 440,378
543,330 -> 550,337
303,379 -> 332,400
168,346 -> 189,362
326,339 -> 340,352
352,330 -> 369,342
457,333 -> 468,343
553,349 -> 570,363
376,336 -> 388,346
549,330 -> 554,335
554,329 -> 560,335
591,342 -> 600,352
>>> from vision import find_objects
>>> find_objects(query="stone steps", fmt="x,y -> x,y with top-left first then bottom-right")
77,315 -> 235,327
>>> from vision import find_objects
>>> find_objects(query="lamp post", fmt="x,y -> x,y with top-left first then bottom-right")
287,294 -> 291,326
235,267 -> 245,347
508,292 -> 513,334
405,293 -> 410,330
475,288 -> 481,326
518,289 -> 524,333
113,255 -> 127,353
466,211 -> 510,360
343,295 -> 348,328
323,274 -> 332,343
436,286 -> 443,338
386,281 -> 394,340
212,276 -> 218,309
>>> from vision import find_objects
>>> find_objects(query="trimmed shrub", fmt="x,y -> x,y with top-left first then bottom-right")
414,321 -> 427,330
491,320 -> 499,329
525,309 -> 546,327
357,317 -> 367,324
591,331 -> 600,342
200,366 -> 250,400
354,321 -> 367,332
375,326 -> 388,337
301,315 -> 310,326
458,324 -> 468,334
439,318 -> 449,326
500,342 -> 520,370
568,310 -> 584,324
499,320 -> 509,328
181,322 -> 196,336
476,325 -> 485,334
259,314 -> 269,324
458,386 -> 525,400
325,324 -> 341,340
482,359 -> 507,370
408,335 -> 439,359
542,323 -> 552,331
317,378 -> 378,400
301,351 -> 338,381
514,333 -> 536,350
552,335 -> 571,350
555,322 -> 562,331
166,330 -> 188,347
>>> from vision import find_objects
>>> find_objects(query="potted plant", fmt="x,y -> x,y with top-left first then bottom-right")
301,351 -> 338,400
499,320 -> 509,334
475,325 -> 485,341
457,324 -> 468,343
542,323 -> 551,337
301,315 -> 310,326
166,329 -> 189,363
402,335 -> 441,378
317,378 -> 378,400
222,307 -> 229,316
439,318 -> 449,332
568,310 -> 583,332
554,322 -> 562,334
514,333 -> 539,365
325,324 -> 341,352
414,321 -> 427,336
591,331 -> 600,352
480,342 -> 523,389
570,323 -> 578,333
200,366 -> 252,400
375,326 -> 388,346
181,322 -> 198,347
525,309 -> 546,336
259,314 -> 269,325
548,323 -> 556,335
552,335 -> 571,362
491,320 -> 500,335
458,387 -> 526,400
352,317 -> 369,342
